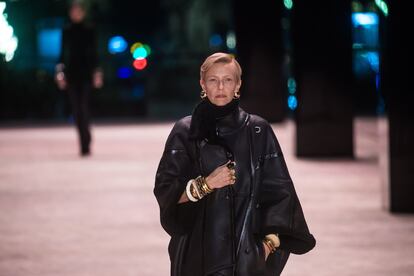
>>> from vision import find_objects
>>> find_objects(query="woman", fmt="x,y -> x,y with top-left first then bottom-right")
154,53 -> 315,276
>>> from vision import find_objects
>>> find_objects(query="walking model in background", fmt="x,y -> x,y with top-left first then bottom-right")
55,1 -> 103,156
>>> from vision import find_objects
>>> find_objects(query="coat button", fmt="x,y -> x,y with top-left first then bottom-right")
245,248 -> 250,254
256,203 -> 260,208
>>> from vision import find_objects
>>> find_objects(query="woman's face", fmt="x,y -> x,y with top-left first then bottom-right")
200,62 -> 241,106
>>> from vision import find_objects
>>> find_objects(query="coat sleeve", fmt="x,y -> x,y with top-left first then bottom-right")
154,119 -> 199,236
258,123 -> 315,255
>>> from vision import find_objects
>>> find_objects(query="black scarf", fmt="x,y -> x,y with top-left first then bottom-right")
189,99 -> 239,143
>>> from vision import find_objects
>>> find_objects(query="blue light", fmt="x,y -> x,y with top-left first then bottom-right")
352,13 -> 378,27
375,73 -> 380,91
209,34 -> 223,47
288,95 -> 298,110
117,67 -> 132,79
38,29 -> 62,58
363,51 -> 379,73
108,36 -> 127,54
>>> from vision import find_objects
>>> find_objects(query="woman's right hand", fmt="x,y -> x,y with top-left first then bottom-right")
205,161 -> 236,189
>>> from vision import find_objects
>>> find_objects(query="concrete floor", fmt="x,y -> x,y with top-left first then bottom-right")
0,118 -> 413,276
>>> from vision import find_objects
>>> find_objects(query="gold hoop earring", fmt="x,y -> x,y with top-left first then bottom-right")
200,90 -> 207,99
233,91 -> 240,99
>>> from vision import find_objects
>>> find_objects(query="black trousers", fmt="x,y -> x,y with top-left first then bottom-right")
68,82 -> 91,154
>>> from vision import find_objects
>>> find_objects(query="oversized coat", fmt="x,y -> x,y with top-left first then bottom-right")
154,108 -> 315,276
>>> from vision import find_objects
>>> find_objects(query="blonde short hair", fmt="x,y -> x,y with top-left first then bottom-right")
200,52 -> 242,82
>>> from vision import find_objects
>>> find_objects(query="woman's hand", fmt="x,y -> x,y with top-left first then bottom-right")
205,161 -> 236,189
263,241 -> 271,261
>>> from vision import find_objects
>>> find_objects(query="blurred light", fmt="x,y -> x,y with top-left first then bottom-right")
287,77 -> 297,94
375,73 -> 380,91
351,1 -> 364,12
133,46 -> 148,59
0,1 -> 18,62
209,34 -> 223,47
352,12 -> 378,26
117,67 -> 132,79
284,0 -> 293,10
226,31 -> 236,49
38,29 -> 61,58
362,51 -> 379,73
288,95 -> 298,110
133,58 -> 147,70
108,36 -> 127,54
130,42 -> 143,54
143,44 -> 151,56
375,0 -> 388,17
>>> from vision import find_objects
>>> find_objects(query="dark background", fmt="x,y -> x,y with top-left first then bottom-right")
0,0 -> 381,123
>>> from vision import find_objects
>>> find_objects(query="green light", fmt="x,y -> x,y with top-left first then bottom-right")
287,77 -> 296,94
284,0 -> 293,10
143,44 -> 151,56
375,0 -> 389,17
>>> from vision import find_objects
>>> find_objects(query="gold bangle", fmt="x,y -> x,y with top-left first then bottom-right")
265,234 -> 280,248
196,177 -> 206,197
201,179 -> 213,194
196,176 -> 213,196
263,238 -> 276,253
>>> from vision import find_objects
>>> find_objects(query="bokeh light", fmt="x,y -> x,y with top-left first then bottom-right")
108,36 -> 128,54
133,58 -> 147,70
133,47 -> 148,60
130,42 -> 143,54
117,67 -> 133,79
375,0 -> 388,17
226,31 -> 236,50
352,13 -> 378,26
288,95 -> 298,110
287,77 -> 297,94
209,34 -> 223,47
284,0 -> 293,10
0,2 -> 18,62
143,44 -> 151,56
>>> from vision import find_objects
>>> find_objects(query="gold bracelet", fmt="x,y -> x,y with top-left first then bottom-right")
265,234 -> 280,248
263,238 -> 276,253
196,176 -> 213,196
201,179 -> 213,194
195,177 -> 206,197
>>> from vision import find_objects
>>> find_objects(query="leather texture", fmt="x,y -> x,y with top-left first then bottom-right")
154,108 -> 315,276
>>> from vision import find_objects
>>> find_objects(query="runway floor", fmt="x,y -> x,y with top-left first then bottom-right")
1,118 -> 414,276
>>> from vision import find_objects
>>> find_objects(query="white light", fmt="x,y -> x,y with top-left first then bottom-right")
0,1 -> 18,62
226,31 -> 236,49
352,12 -> 378,26
0,3 -> 5,14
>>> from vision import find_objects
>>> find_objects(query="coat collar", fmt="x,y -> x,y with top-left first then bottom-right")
216,107 -> 249,135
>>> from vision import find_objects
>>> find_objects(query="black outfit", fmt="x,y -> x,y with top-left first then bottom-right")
154,100 -> 315,276
59,21 -> 98,155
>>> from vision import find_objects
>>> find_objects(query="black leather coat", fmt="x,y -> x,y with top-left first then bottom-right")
154,108 -> 315,276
